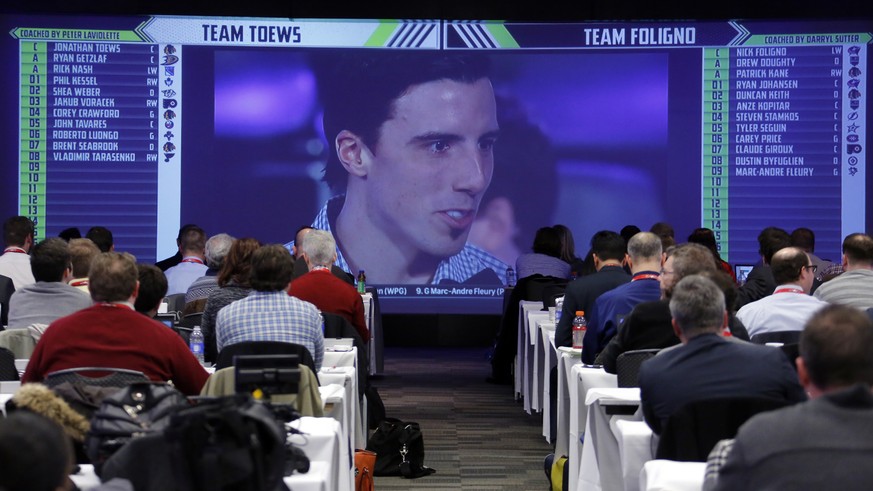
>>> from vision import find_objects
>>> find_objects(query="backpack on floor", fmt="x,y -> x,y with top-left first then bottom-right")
366,418 -> 435,478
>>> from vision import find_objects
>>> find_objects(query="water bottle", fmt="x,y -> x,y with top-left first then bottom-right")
572,311 -> 587,349
555,296 -> 564,326
357,269 -> 366,294
506,267 -> 516,287
189,326 -> 205,364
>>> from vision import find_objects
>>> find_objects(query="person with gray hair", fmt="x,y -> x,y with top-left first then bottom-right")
290,226 -> 355,284
600,242 -> 735,373
638,275 -> 805,434
582,231 -> 663,364
712,305 -> 873,490
184,233 -> 235,312
289,230 -> 370,342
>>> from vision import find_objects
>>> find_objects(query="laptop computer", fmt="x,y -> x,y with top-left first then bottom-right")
734,264 -> 755,286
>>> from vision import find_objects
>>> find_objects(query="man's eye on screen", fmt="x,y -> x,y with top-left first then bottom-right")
428,141 -> 451,153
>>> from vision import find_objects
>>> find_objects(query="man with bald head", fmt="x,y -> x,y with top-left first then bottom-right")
737,247 -> 828,337
599,242 -> 720,373
813,233 -> 873,309
582,231 -> 663,364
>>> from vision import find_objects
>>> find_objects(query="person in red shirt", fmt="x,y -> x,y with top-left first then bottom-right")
23,252 -> 209,395
288,230 -> 369,342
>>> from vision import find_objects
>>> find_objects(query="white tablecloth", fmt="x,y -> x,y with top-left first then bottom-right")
540,323 -> 558,442
575,388 -> 642,491
567,365 -> 617,487
639,460 -> 706,491
515,301 -> 543,400
612,419 -> 654,491
290,416 -> 352,491
555,350 -> 582,457
70,417 -> 349,491
533,317 -> 555,415
523,310 -> 549,414
321,347 -> 363,449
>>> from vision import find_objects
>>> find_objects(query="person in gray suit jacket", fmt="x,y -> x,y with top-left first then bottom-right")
712,304 -> 873,491
638,275 -> 806,434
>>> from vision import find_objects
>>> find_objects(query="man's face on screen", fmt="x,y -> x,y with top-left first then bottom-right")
362,78 -> 499,259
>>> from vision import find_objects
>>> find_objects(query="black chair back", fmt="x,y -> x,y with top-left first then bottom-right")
44,367 -> 149,389
615,349 -> 659,387
322,312 -> 369,396
655,396 -> 794,461
750,330 -> 802,345
216,341 -> 317,378
0,347 -> 19,381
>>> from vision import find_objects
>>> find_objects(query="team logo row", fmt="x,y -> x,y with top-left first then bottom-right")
161,45 -> 178,163
845,46 -> 862,177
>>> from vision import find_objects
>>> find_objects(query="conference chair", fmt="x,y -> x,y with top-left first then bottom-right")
44,367 -> 150,389
0,327 -> 37,358
44,367 -> 150,419
215,341 -> 317,379
0,347 -> 18,381
655,396 -> 795,461
615,349 -> 660,388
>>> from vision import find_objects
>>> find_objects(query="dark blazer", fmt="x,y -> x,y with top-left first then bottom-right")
638,333 -> 807,434
599,300 -> 677,373
555,266 -> 630,347
736,264 -> 775,309
599,299 -> 751,373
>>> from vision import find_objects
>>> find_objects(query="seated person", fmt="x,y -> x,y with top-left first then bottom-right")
288,229 -> 369,342
183,233 -> 234,314
200,238 -> 260,364
713,305 -> 873,490
736,247 -> 828,337
134,263 -> 168,318
7,238 -> 91,330
515,226 -> 571,280
216,245 -> 324,371
67,238 -> 100,293
0,411 -> 75,491
598,243 -> 717,373
22,252 -> 209,395
164,225 -> 208,295
639,275 -> 806,434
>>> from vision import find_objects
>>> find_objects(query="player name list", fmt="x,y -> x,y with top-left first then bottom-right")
20,41 -> 161,240
703,45 -> 851,260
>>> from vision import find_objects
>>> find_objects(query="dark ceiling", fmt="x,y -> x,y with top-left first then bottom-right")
4,0 -> 873,21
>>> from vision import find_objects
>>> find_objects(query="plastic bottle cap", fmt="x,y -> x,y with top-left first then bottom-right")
576,311 -> 584,316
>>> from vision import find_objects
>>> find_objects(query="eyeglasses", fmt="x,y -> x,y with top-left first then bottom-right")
803,265 -> 818,273
660,269 -> 674,276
